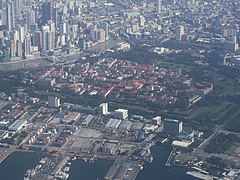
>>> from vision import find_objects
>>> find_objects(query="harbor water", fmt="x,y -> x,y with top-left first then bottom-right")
0,151 -> 42,180
0,145 -> 197,180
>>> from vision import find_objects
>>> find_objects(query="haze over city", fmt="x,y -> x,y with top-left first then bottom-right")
0,0 -> 239,180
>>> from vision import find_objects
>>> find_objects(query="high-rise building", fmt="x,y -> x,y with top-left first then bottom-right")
114,109 -> 128,120
100,22 -> 109,40
32,31 -> 42,49
157,0 -> 161,14
48,96 -> 60,108
78,38 -> 85,51
0,0 -> 3,9
42,2 -> 53,25
14,0 -> 23,16
46,31 -> 55,50
16,40 -> 22,57
24,33 -> 31,55
6,2 -> 15,31
99,103 -> 108,115
10,41 -> 16,57
25,10 -> 36,30
59,21 -> 67,35
176,25 -> 184,41
17,26 -> 25,43
41,25 -> 50,51
164,118 -> 183,134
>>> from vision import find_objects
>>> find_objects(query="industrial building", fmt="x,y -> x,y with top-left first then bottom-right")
114,109 -> 128,120
105,118 -> 122,129
131,122 -> 144,131
118,121 -> 133,131
163,118 -> 183,135
101,143 -> 117,154
8,119 -> 27,132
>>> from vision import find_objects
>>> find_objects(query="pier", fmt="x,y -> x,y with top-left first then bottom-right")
0,148 -> 15,164
165,147 -> 176,167
104,158 -> 121,180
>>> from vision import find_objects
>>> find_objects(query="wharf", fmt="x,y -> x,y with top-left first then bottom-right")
165,146 -> 176,167
50,156 -> 69,176
0,148 -> 15,164
186,171 -> 215,180
104,158 -> 121,180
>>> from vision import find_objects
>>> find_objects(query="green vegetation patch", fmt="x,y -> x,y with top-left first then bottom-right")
204,133 -> 240,154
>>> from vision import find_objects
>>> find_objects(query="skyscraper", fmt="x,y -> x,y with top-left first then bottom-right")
25,10 -> 36,30
6,2 -> 15,31
176,25 -> 184,41
157,0 -> 161,14
14,0 -> 23,16
41,25 -> 50,51
100,22 -> 109,40
24,33 -> 31,56
42,2 -> 53,25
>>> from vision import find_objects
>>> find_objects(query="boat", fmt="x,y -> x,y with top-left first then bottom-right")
146,156 -> 153,163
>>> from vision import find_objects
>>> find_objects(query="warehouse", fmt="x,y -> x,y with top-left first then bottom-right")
105,118 -> 122,129
131,122 -> 144,131
118,121 -> 133,131
8,119 -> 27,132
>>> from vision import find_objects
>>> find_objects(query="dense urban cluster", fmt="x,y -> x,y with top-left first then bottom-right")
0,0 -> 239,179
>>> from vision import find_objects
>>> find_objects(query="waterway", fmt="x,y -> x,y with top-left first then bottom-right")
137,145 -> 197,180
68,159 -> 113,180
0,145 -> 197,180
0,151 -> 42,180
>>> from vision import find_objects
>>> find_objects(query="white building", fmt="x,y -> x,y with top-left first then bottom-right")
48,96 -> 60,108
99,103 -> 108,115
114,109 -> 128,120
8,119 -> 27,132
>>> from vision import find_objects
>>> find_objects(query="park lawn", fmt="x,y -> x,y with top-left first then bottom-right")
189,103 -> 236,122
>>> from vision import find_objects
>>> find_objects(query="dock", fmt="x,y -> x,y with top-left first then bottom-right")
50,156 -> 69,176
165,147 -> 176,167
0,148 -> 15,164
104,158 -> 121,180
186,171 -> 215,180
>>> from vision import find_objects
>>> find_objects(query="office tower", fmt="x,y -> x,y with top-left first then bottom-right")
59,21 -> 67,35
41,25 -> 50,51
0,0 -> 3,9
164,118 -> 183,134
10,41 -> 16,57
48,96 -> 60,108
14,0 -> 23,16
176,25 -> 184,41
78,38 -> 85,51
98,29 -> 106,42
42,2 -> 53,25
99,103 -> 108,115
11,30 -> 19,43
17,26 -> 25,43
16,40 -> 22,57
131,22 -> 139,33
32,31 -> 42,49
25,10 -> 36,30
24,33 -> 31,55
139,15 -> 145,27
114,109 -> 128,120
47,31 -> 55,50
0,10 -> 2,25
30,22 -> 38,32
157,0 -> 161,14
6,2 -> 15,31
100,22 -> 109,40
